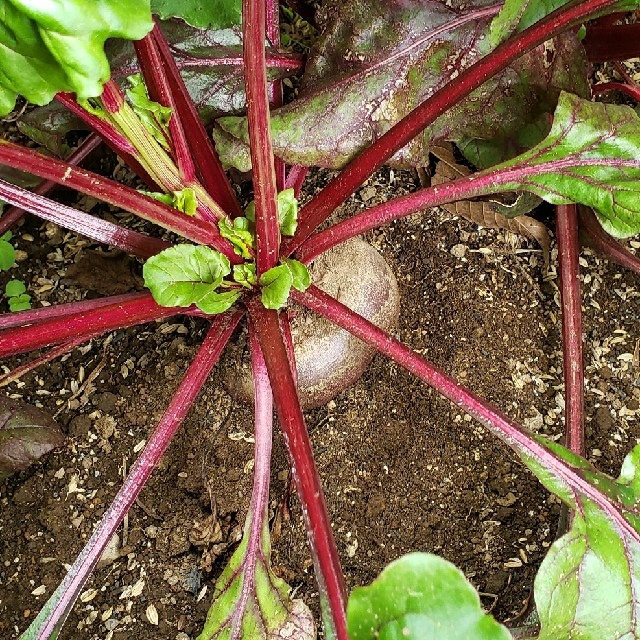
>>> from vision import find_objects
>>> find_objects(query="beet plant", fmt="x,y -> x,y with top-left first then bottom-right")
2,0 -> 640,638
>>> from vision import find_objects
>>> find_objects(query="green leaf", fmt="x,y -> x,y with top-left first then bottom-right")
196,517 -> 314,640
277,188 -> 298,236
0,0 -> 153,116
522,443 -> 640,640
126,73 -> 173,149
151,0 -> 241,29
281,258 -> 311,292
347,552 -> 510,640
5,279 -> 26,297
233,263 -> 257,289
245,189 -> 299,236
259,265 -> 293,310
0,237 -> 16,271
143,244 -> 241,314
259,259 -> 311,309
8,293 -> 31,312
0,395 -> 64,482
218,216 -> 254,259
487,92 -> 640,237
142,188 -> 198,216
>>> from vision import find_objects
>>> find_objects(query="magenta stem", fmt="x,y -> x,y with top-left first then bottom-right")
0,133 -> 102,236
0,291 -> 147,330
556,204 -> 585,457
56,92 -> 158,189
0,140 -> 239,260
578,206 -> 640,274
266,0 -> 285,191
247,297 -> 348,639
285,165 -> 309,198
0,292 -> 179,357
0,178 -> 169,259
283,0 -> 623,256
27,313 -> 241,640
0,331 -> 104,388
243,0 -> 281,275
294,285 -> 640,542
150,22 -> 244,218
592,81 -> 640,102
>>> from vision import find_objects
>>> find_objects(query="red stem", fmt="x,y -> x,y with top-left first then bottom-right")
578,205 -> 640,274
0,332 -> 103,388
134,34 -> 197,183
556,204 -> 585,457
0,133 -> 102,236
28,313 -> 241,640
0,291 -> 147,330
583,23 -> 640,62
56,93 -> 158,189
0,292 -> 179,357
284,165 -> 309,198
243,0 -> 281,275
247,297 -> 348,640
283,0 -> 623,257
0,178 -> 169,259
150,22 -> 244,218
592,81 -> 640,102
0,140 -> 239,261
266,0 -> 285,191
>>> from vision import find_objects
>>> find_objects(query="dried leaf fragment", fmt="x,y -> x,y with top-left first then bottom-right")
0,395 -> 64,482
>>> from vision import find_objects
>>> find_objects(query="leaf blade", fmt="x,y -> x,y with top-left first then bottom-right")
0,0 -> 153,115
347,553 -> 511,640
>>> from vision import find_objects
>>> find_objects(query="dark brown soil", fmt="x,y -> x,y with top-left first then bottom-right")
1,157 -> 639,640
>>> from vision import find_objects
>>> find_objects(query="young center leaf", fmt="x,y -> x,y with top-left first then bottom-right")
259,260 -> 310,310
143,244 -> 242,314
486,91 -> 640,237
0,396 -> 65,482
347,553 -> 510,640
523,442 -> 640,639
0,0 -> 153,115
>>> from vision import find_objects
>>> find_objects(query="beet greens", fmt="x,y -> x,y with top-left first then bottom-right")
1,1 -> 640,639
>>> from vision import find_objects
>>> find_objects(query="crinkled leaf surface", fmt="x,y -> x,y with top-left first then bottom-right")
0,0 -> 153,115
151,0 -> 241,29
196,518 -> 314,640
213,0 -> 588,170
520,441 -> 640,640
107,21 -> 300,124
143,244 -> 241,314
486,92 -> 640,237
0,396 -> 64,482
347,552 -> 510,640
